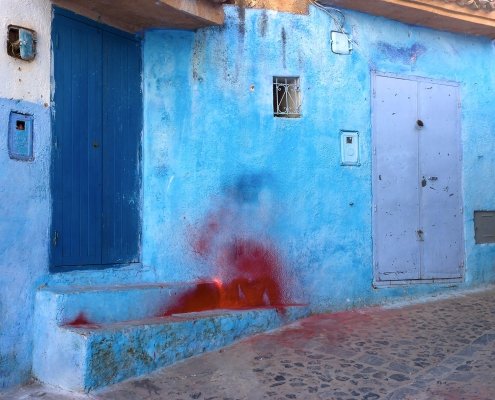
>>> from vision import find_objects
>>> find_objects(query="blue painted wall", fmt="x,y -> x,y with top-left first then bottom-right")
142,5 -> 495,312
0,99 -> 51,388
3,3 -> 495,391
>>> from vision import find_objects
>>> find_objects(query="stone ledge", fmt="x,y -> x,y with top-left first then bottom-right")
32,285 -> 310,391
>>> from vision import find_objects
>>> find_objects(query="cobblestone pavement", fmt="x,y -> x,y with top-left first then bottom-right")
3,287 -> 495,400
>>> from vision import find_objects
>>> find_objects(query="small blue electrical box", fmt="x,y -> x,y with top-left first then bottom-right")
19,28 -> 35,60
9,112 -> 34,161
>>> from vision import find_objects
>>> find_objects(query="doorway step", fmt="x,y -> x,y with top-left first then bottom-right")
32,283 -> 309,392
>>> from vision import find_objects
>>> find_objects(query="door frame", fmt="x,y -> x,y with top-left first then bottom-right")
371,71 -> 465,287
49,6 -> 144,272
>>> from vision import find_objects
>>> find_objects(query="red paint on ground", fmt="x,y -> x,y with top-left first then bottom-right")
429,385 -> 492,400
251,309 -> 396,349
65,313 -> 100,328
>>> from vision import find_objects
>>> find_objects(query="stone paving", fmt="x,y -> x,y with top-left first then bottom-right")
2,287 -> 495,400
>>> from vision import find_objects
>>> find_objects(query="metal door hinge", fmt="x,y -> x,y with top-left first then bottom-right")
52,230 -> 59,247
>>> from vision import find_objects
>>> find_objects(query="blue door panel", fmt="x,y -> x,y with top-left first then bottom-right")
102,31 -> 142,264
52,15 -> 103,267
52,9 -> 141,270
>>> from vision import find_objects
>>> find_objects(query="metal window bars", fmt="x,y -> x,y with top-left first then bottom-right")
273,77 -> 302,118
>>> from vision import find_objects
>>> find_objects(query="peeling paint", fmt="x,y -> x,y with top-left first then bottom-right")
281,27 -> 287,69
259,10 -> 268,37
377,42 -> 427,64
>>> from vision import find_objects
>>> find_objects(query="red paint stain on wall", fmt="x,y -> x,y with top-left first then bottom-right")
164,239 -> 289,315
164,173 -> 304,316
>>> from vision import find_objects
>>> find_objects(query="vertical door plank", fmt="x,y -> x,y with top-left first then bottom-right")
419,82 -> 463,279
101,31 -> 141,264
373,75 -> 421,281
52,15 -> 102,267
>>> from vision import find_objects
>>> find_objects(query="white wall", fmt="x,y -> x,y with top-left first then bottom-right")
0,0 -> 51,103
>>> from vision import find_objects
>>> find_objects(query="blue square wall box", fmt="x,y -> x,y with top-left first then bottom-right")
8,112 -> 34,161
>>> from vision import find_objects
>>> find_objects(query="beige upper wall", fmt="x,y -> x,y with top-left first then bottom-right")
234,0 -> 310,14
0,0 -> 52,103
321,0 -> 495,38
52,0 -> 225,32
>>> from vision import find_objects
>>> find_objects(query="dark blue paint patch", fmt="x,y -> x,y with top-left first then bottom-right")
225,173 -> 272,204
237,6 -> 246,36
377,42 -> 426,63
259,10 -> 268,37
192,32 -> 206,82
282,27 -> 287,69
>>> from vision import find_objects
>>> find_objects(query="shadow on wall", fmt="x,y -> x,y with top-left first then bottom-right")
164,172 -> 304,315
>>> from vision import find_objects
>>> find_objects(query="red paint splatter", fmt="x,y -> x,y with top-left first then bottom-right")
164,239 -> 289,316
192,210 -> 229,257
65,313 -> 100,328
167,175 -> 305,316
164,281 -> 222,315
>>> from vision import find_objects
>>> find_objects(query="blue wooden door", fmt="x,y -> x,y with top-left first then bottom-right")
52,9 -> 141,270
101,31 -> 142,264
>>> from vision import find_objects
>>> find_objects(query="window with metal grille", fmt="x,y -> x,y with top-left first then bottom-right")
273,77 -> 301,118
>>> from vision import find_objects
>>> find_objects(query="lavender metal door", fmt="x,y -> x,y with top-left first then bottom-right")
418,82 -> 463,279
372,73 -> 463,283
373,75 -> 421,281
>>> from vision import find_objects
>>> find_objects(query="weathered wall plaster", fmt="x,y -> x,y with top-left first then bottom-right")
0,1 -> 52,390
0,0 -> 51,103
143,5 -> 495,314
0,99 -> 51,388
